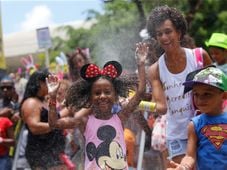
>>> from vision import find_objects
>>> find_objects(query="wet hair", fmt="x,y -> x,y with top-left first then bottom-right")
66,48 -> 90,81
65,74 -> 138,110
20,70 -> 49,107
147,5 -> 187,40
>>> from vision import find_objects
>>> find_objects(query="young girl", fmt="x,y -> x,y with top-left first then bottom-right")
56,79 -> 71,111
66,47 -> 91,82
47,42 -> 148,170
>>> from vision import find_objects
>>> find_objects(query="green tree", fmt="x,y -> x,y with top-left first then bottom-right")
188,0 -> 227,48
51,0 -> 226,70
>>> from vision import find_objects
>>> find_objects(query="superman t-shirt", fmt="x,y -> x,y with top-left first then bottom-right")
192,112 -> 227,170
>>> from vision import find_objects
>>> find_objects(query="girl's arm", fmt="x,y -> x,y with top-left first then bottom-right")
202,49 -> 213,66
47,75 -> 90,130
119,42 -> 147,121
50,106 -> 90,129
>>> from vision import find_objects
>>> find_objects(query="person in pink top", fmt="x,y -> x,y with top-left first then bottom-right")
47,42 -> 148,170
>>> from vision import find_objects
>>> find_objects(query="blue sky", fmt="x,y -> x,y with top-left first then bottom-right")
1,0 -> 103,35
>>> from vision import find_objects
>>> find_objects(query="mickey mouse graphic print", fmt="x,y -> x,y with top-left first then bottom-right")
84,114 -> 128,170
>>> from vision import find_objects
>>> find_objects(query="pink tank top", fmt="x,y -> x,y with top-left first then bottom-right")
84,114 -> 128,170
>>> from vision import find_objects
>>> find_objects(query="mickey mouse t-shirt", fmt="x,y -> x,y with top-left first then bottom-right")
84,114 -> 128,170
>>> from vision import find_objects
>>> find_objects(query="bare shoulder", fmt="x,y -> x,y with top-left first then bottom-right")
188,121 -> 195,130
21,98 -> 42,119
188,121 -> 196,137
187,121 -> 198,145
201,49 -> 212,66
147,62 -> 159,81
21,98 -> 42,111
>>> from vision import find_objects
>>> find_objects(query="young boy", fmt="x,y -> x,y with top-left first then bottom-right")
168,66 -> 227,170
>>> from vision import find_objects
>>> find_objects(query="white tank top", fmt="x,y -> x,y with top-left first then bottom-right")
158,48 -> 198,140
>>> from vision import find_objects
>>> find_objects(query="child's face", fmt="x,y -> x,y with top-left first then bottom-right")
73,54 -> 85,69
90,78 -> 116,115
192,83 -> 224,115
208,47 -> 226,65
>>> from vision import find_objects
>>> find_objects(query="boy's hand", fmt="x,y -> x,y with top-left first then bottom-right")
135,42 -> 149,63
167,161 -> 186,170
46,74 -> 60,98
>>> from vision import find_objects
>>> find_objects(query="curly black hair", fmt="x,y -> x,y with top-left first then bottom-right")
147,5 -> 187,40
20,70 -> 49,108
65,74 -> 138,110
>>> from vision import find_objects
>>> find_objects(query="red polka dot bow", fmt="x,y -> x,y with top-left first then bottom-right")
81,61 -> 122,81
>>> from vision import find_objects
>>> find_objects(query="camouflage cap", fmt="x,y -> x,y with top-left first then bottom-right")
183,66 -> 227,93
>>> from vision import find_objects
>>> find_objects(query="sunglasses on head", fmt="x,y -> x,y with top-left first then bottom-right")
0,86 -> 13,90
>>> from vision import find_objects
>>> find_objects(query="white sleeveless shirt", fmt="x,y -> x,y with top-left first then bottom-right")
158,48 -> 198,140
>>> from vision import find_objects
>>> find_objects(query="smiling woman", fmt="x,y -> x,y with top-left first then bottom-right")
146,5 -> 213,168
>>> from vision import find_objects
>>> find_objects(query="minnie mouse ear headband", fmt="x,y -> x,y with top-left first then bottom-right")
80,60 -> 122,81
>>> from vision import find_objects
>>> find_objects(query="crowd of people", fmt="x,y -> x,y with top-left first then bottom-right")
0,5 -> 226,170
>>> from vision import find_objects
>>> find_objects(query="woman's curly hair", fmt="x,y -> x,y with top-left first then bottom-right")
147,5 -> 187,40
65,73 -> 138,110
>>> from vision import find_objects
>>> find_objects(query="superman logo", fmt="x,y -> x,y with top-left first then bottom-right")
201,124 -> 227,149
